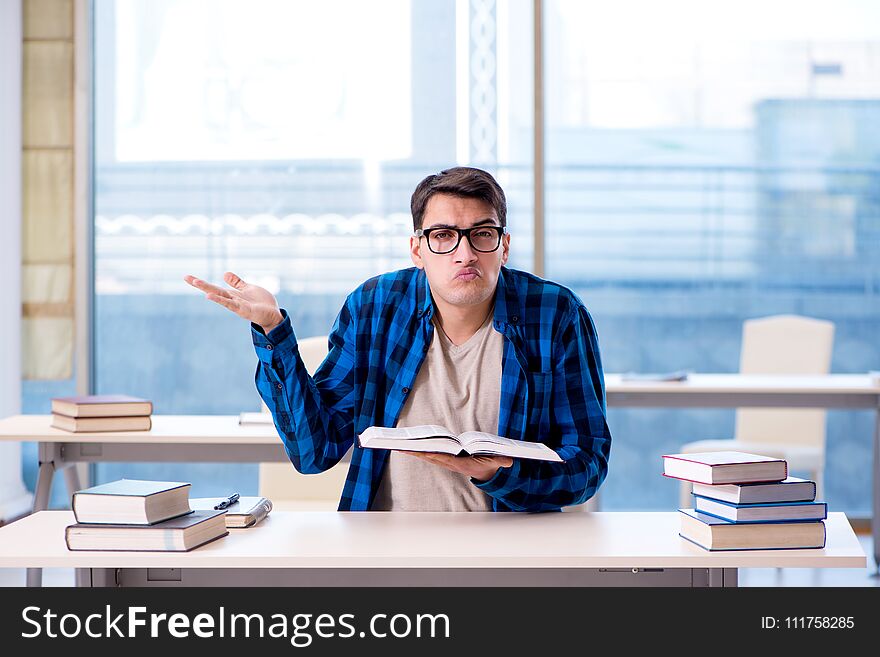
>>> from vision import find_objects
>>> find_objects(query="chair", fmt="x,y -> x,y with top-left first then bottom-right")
258,335 -> 350,511
677,314 -> 835,509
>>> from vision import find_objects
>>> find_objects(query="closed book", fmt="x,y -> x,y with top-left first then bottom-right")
72,479 -> 192,525
662,451 -> 787,485
52,394 -> 153,418
190,496 -> 273,528
692,494 -> 827,523
51,414 -> 152,433
679,509 -> 826,551
692,477 -> 816,505
238,412 -> 273,425
65,510 -> 227,552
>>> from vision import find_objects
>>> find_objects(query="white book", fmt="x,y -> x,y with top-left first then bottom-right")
357,425 -> 563,462
692,495 -> 827,523
238,412 -> 274,425
662,451 -> 787,485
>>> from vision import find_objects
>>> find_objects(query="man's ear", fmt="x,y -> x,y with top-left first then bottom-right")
410,235 -> 425,269
500,233 -> 510,266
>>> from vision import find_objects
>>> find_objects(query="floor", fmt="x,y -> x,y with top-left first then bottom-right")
1,534 -> 877,587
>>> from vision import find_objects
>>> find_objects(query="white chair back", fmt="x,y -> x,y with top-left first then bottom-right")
258,335 -> 349,506
735,315 -> 834,450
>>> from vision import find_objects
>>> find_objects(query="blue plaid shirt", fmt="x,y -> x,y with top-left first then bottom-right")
252,266 -> 611,511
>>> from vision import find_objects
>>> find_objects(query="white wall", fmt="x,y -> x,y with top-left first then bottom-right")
0,0 -> 34,521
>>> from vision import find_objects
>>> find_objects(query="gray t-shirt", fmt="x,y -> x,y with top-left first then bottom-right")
371,310 -> 503,511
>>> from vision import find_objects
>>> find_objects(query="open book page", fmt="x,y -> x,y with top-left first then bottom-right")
357,426 -> 563,462
359,425 -> 458,442
457,431 -> 516,447
458,431 -> 563,462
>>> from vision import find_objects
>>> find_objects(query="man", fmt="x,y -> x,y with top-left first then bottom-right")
185,166 -> 611,511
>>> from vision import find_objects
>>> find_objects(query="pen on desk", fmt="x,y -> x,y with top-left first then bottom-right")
214,493 -> 240,510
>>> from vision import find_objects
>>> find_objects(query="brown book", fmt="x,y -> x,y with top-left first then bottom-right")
51,414 -> 152,433
52,394 -> 153,418
679,509 -> 826,551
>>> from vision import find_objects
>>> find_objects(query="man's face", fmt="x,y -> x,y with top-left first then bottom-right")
410,193 -> 510,309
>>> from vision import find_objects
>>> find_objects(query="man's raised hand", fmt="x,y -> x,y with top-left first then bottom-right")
184,272 -> 284,334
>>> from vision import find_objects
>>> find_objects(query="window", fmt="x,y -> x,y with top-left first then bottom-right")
91,0 -> 532,494
29,0 -> 871,513
546,0 -> 880,512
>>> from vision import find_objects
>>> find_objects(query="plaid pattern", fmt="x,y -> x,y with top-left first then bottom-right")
252,266 -> 611,511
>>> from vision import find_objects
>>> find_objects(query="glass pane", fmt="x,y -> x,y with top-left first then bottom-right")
546,0 -> 880,513
92,0 -> 532,494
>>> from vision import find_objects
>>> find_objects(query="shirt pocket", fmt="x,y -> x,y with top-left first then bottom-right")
527,371 -> 553,438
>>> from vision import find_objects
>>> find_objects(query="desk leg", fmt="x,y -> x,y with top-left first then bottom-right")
63,464 -> 83,503
32,443 -> 58,512
27,445 -> 59,588
873,407 -> 879,573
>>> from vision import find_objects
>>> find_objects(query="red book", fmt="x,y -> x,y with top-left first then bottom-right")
51,394 -> 153,418
662,451 -> 787,485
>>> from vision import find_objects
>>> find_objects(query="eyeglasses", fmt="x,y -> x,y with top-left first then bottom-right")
415,225 -> 507,255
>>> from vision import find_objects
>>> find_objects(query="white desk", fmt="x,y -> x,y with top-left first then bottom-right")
0,414 -> 284,512
605,373 -> 880,570
0,511 -> 865,587
2,373 -> 879,582
0,415 -> 284,586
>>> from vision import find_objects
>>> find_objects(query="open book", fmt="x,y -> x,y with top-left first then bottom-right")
357,425 -> 563,462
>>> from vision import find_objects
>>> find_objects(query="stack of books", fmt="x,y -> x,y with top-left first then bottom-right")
662,451 -> 827,551
65,479 -> 228,552
51,394 -> 153,432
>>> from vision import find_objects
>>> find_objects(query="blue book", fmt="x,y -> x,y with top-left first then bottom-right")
679,509 -> 826,551
692,494 -> 827,523
691,476 -> 816,504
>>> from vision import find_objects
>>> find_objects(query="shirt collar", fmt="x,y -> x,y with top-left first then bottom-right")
491,267 -> 524,327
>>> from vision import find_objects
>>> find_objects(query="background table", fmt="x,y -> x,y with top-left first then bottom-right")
0,511 -> 865,587
0,415 -> 284,586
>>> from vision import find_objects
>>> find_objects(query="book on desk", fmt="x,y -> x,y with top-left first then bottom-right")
667,451 -> 826,550
72,479 -> 192,525
679,509 -> 826,551
65,509 -> 228,552
620,370 -> 690,382
238,411 -> 274,425
691,476 -> 816,505
691,494 -> 827,523
51,394 -> 153,432
662,450 -> 788,485
190,496 -> 273,528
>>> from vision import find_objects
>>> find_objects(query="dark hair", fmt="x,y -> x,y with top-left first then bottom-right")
410,167 -> 507,231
